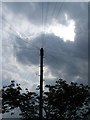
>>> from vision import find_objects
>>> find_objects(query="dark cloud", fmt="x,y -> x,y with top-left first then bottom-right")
2,2 -> 88,87
14,32 -> 88,84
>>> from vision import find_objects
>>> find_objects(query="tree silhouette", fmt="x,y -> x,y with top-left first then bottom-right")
2,80 -> 39,120
44,79 -> 90,120
2,79 -> 90,120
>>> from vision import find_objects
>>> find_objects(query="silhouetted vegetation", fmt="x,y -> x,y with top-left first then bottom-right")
2,79 -> 90,120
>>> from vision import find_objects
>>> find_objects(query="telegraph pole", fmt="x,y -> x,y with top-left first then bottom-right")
39,48 -> 44,120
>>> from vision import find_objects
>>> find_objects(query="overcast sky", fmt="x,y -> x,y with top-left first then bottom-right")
2,2 -> 88,94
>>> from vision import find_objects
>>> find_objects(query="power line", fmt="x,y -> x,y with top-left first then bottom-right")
3,28 -> 40,51
50,1 -> 59,20
55,2 -> 64,19
2,7 -> 40,50
2,44 -> 38,51
43,2 -> 64,49
42,2 -> 44,48
42,2 -> 49,48
2,16 -> 40,50
3,3 -> 87,54
39,2 -> 63,49
43,1 -> 58,48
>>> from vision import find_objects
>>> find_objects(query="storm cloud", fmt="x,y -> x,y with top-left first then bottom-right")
2,2 -> 88,92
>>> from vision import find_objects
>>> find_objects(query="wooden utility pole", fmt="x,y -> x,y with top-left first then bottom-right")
39,48 -> 44,120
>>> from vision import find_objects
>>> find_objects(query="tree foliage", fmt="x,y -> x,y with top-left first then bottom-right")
2,79 -> 90,120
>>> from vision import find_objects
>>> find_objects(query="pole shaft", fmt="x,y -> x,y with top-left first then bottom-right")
39,48 -> 44,120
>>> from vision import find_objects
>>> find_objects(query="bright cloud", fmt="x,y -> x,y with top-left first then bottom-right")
46,15 -> 76,42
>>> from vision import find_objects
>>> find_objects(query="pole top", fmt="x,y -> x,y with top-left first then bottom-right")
40,48 -> 44,56
40,48 -> 43,50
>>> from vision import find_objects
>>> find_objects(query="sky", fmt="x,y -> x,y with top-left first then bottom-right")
1,1 -> 89,118
1,2 -> 88,94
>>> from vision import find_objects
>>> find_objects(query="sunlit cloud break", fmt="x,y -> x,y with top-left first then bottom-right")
46,14 -> 76,42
